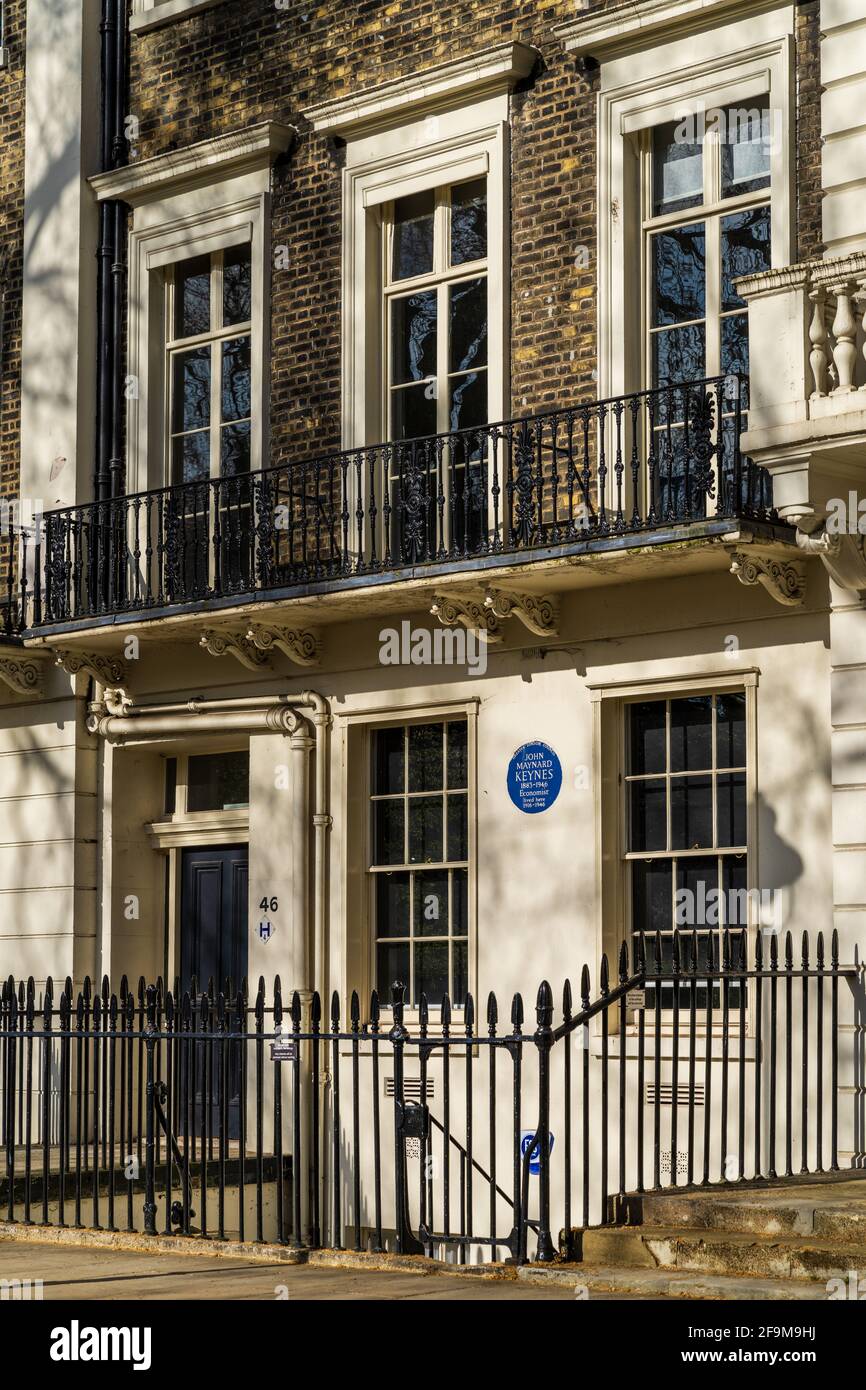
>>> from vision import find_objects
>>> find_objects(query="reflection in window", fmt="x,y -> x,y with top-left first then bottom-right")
168,245 -> 252,486
186,751 -> 250,812
370,720 -> 469,1007
386,180 -> 488,440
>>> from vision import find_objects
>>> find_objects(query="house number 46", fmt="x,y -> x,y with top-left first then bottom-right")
259,897 -> 279,913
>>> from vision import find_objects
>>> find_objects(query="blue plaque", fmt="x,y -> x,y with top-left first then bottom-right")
507,741 -> 562,814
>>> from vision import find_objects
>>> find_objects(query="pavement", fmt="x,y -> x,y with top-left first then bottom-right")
0,1239 -> 583,1300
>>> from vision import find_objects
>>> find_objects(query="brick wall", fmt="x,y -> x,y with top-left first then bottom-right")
795,0 -> 823,262
128,0 -> 603,462
0,0 -> 26,509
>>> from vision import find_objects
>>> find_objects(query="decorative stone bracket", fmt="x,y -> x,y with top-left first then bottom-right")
729,550 -> 806,607
431,587 -> 559,643
54,648 -> 130,689
796,528 -> 866,600
200,628 -> 270,671
483,588 -> 559,636
0,650 -> 47,697
246,623 -> 322,666
430,594 -> 503,643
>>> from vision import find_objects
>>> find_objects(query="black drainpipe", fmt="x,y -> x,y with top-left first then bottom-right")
95,0 -> 129,502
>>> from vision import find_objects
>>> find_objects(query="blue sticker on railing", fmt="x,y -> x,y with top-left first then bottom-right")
507,741 -> 562,814
521,1130 -> 555,1176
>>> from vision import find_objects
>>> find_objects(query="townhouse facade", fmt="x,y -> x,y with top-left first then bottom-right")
0,0 -> 864,1251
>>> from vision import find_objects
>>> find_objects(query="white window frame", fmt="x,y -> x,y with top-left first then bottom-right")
594,20 -> 795,402
590,668 -> 760,1041
341,117 -> 508,452
126,184 -> 269,497
382,180 -> 490,441
91,126 -> 292,496
165,245 -> 253,486
641,106 -> 772,393
341,700 -> 479,1024
130,0 -> 230,34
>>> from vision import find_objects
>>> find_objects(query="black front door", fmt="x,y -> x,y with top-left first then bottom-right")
180,845 -> 249,1140
180,844 -> 249,995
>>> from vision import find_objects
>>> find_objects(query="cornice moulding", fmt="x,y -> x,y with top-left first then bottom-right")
302,41 -> 539,138
553,0 -> 783,60
89,122 -> 297,206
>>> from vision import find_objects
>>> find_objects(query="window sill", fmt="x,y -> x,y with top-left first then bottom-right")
131,0 -> 230,35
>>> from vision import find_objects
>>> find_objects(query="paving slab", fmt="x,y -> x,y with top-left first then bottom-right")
0,1240 -> 582,1300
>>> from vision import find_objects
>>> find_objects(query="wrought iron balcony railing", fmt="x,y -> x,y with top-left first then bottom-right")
6,374 -> 775,633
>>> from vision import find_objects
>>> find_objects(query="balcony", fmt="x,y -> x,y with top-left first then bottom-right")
6,375 -> 784,640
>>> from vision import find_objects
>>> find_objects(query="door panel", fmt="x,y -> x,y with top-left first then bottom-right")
180,845 -> 248,1140
180,844 -> 248,993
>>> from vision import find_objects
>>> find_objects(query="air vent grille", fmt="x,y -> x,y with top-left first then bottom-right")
646,1084 -> 705,1107
384,1077 -> 435,1101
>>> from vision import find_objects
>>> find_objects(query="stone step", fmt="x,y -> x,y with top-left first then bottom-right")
582,1225 -> 866,1283
516,1264 -> 832,1301
636,1185 -> 866,1244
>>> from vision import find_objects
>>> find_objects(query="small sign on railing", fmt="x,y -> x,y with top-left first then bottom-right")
626,989 -> 646,1011
270,1039 -> 296,1062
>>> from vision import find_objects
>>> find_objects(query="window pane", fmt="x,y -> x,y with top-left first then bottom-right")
452,941 -> 468,1008
392,190 -> 435,281
723,855 -> 748,927
391,290 -> 437,384
376,872 -> 410,938
186,751 -> 250,812
391,383 -> 437,441
408,724 -> 443,791
172,431 -> 210,484
221,337 -> 251,422
414,870 -> 448,937
632,859 -> 673,934
449,278 -> 488,372
652,322 -> 705,387
446,721 -> 468,788
220,421 -> 251,476
716,692 -> 746,768
223,244 -> 252,326
164,758 -> 177,815
414,942 -> 449,1006
721,207 -> 771,310
373,727 -> 404,795
721,313 -> 749,380
451,179 -> 487,266
630,702 -> 666,775
408,795 -> 443,863
377,942 -> 410,1000
172,347 -> 210,433
452,868 -> 468,934
717,772 -> 747,846
676,855 -> 719,929
447,792 -> 468,861
174,254 -> 211,338
373,799 -> 404,865
671,775 -> 713,849
721,102 -> 772,198
630,779 -> 667,852
652,224 -> 705,326
449,371 -> 487,433
670,696 -> 712,772
653,118 -> 703,215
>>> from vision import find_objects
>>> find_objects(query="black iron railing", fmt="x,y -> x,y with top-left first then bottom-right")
0,930 -> 858,1262
3,375 -> 775,633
